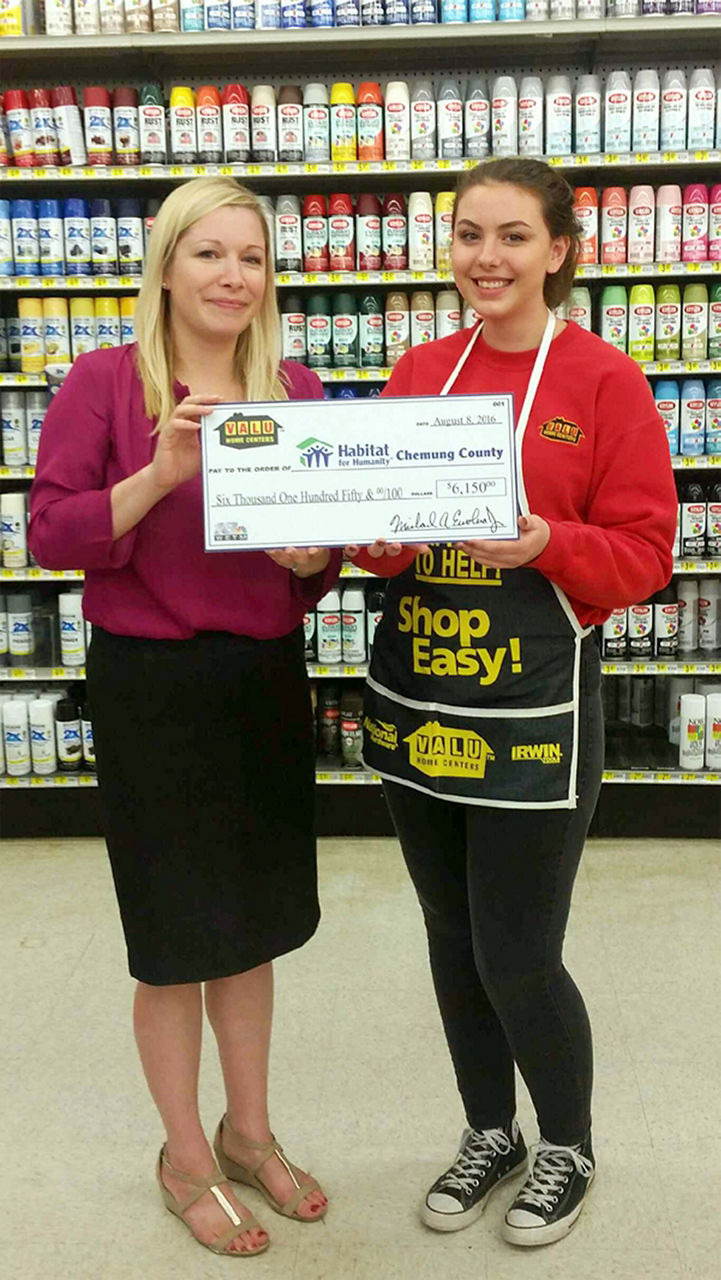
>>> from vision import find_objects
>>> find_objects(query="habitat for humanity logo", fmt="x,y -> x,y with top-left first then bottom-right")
216,412 -> 280,449
297,437 -> 334,467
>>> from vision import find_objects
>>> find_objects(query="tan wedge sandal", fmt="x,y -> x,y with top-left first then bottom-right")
156,1144 -> 270,1256
213,1114 -> 328,1222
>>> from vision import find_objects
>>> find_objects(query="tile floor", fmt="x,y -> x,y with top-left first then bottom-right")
0,834 -> 718,1280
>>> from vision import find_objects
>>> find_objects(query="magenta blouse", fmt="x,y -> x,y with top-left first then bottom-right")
29,344 -> 341,640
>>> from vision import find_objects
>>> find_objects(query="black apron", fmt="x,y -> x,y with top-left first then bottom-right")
363,311 -> 592,811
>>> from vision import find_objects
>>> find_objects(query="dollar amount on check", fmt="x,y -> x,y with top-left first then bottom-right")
201,393 -> 519,551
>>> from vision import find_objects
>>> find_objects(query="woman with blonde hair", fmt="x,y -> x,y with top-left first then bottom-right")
30,177 -> 334,1256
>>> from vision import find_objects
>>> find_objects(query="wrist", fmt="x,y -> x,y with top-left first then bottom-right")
141,463 -> 174,502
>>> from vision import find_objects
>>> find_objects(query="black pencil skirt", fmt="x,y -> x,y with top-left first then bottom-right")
86,624 -> 320,986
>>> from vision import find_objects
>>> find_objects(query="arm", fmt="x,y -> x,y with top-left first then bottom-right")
29,355 -> 138,570
531,402 -> 677,611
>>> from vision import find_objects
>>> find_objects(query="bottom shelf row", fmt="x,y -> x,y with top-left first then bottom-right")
1,677 -> 720,785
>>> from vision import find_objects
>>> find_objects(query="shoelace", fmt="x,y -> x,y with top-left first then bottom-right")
515,1141 -> 594,1213
436,1128 -> 512,1196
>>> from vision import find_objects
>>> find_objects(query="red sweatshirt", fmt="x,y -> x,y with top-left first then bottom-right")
353,322 -> 677,627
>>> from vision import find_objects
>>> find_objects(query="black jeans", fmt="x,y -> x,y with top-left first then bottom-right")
384,640 -> 603,1148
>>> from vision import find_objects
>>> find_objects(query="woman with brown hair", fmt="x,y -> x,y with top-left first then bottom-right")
354,158 -> 676,1248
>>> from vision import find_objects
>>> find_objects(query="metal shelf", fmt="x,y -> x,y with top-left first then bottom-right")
0,666 -> 85,680
3,766 -> 716,787
307,662 -> 368,677
672,456 -> 721,470
3,149 -> 721,191
602,654 -> 721,676
4,19 -> 721,77
601,768 -> 721,784
0,568 -> 84,581
0,768 -> 380,787
0,466 -> 35,479
0,773 -> 97,788
673,560 -> 721,574
4,265 -> 721,294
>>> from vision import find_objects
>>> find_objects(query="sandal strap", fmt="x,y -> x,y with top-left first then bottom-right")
213,1212 -> 264,1252
221,1115 -> 281,1174
160,1146 -> 241,1218
278,1174 -> 321,1219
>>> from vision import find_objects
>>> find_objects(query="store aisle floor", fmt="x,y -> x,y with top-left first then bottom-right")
0,834 -> 718,1280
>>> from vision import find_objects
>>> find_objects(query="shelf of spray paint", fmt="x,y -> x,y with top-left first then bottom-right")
8,180 -> 721,284
603,673 -> 721,772
15,0 -> 721,45
599,574 -> 721,668
4,65 -> 721,172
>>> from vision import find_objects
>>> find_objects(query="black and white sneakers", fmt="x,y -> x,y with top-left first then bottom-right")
501,1133 -> 595,1247
421,1121 -> 528,1232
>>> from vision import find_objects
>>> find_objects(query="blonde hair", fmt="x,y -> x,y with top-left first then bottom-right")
134,177 -> 287,427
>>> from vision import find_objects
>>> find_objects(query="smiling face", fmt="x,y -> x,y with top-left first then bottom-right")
163,204 -> 268,346
451,182 -> 569,339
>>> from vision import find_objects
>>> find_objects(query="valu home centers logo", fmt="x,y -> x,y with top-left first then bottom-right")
215,411 -> 281,449
297,437 -> 334,467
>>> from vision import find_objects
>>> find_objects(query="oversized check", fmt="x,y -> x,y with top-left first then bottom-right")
201,394 -> 518,551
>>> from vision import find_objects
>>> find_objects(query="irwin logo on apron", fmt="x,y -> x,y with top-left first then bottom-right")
363,310 -> 593,812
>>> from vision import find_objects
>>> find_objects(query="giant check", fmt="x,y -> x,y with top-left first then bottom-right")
201,394 -> 519,551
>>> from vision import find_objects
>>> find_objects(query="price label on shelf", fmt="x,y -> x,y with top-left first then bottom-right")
9,669 -> 33,678
695,150 -> 710,162
329,273 -> 343,283
315,665 -> 330,675
686,262 -> 701,272
602,770 -> 616,780
628,772 -> 645,781
576,154 -> 589,165
4,777 -> 20,786
711,362 -> 721,373
246,164 -> 260,175
343,666 -> 359,676
276,273 -> 290,285
139,166 -> 153,177
316,771 -> 331,781
305,273 -> 318,285
686,361 -> 700,371
602,265 -> 617,276
635,152 -> 650,163
411,160 -> 424,170
275,164 -> 288,175
655,772 -> 671,781
357,162 -> 370,173
681,772 -> 698,781
305,163 -> 318,174
81,167 -> 95,178
707,772 -> 719,782
357,370 -> 370,379
382,271 -> 396,283
334,162 -> 349,173
110,167 -> 125,178
707,561 -> 721,571
437,159 -> 451,170
547,156 -> 562,167
357,271 -> 369,282
30,776 -> 45,786
663,152 -> 678,163
656,362 -> 671,373
656,662 -> 668,673
605,154 -> 619,164
59,167 -> 73,178
628,264 -> 642,275
683,663 -> 697,673
709,664 -> 721,673
51,667 -> 67,677
27,568 -> 41,578
340,773 -> 355,782
604,663 -> 617,673
658,263 -> 672,273
632,663 -> 647,673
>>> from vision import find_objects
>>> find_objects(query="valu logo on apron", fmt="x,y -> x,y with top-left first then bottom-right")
363,311 -> 593,811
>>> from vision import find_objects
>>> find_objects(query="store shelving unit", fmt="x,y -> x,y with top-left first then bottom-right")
5,17 -> 721,835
